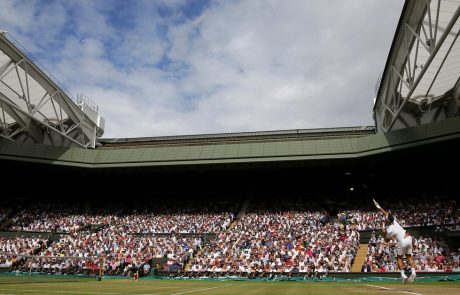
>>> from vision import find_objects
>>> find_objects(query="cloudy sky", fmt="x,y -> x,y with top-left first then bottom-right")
0,0 -> 404,138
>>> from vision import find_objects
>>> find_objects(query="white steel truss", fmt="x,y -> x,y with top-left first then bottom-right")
0,32 -> 104,148
375,0 -> 460,132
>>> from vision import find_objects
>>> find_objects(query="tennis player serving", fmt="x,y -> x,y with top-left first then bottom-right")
373,198 -> 416,283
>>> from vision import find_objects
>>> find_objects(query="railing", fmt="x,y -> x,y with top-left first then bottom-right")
1,31 -> 75,102
77,93 -> 99,113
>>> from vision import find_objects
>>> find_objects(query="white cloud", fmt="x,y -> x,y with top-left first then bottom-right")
0,0 -> 404,138
1,1 -> 69,49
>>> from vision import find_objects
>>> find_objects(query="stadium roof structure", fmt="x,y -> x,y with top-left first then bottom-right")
1,116 -> 460,168
0,32 -> 105,148
1,0 -> 460,170
374,0 -> 460,132
100,126 -> 375,148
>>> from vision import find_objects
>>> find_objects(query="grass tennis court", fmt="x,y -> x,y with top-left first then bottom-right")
0,277 -> 459,295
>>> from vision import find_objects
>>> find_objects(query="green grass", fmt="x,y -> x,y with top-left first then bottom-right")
0,277 -> 459,295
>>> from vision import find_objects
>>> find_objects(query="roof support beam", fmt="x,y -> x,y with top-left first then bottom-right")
385,3 -> 460,131
375,0 -> 460,133
0,93 -> 86,148
0,33 -> 103,148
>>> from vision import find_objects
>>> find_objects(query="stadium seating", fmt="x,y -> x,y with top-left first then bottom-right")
0,195 -> 458,277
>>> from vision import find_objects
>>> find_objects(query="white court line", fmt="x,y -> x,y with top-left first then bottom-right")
365,284 -> 390,290
169,284 -> 233,295
364,284 -> 423,295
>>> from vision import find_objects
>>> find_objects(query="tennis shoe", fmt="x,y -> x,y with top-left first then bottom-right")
408,272 -> 416,283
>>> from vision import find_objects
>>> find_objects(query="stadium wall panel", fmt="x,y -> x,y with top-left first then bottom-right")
1,116 -> 460,168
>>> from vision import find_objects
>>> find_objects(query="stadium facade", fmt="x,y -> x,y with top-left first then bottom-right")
0,0 -> 459,204
0,0 -> 459,281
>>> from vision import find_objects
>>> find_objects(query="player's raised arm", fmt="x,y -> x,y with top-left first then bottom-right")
373,198 -> 388,217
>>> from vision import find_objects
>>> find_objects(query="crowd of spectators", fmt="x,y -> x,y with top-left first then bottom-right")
187,198 -> 360,277
9,201 -> 236,234
109,213 -> 233,234
337,195 -> 459,230
0,228 -> 202,275
0,195 -> 459,277
1,199 -> 234,276
364,231 -> 460,272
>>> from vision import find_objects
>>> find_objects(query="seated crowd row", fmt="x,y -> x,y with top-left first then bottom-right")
364,231 -> 460,272
0,196 -> 458,276
5,195 -> 459,234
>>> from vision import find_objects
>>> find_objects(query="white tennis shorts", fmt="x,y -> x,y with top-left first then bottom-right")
395,236 -> 413,256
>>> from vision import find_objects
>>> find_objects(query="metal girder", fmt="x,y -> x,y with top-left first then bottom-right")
0,32 -> 104,148
374,0 -> 460,133
0,93 -> 86,147
0,92 -> 31,127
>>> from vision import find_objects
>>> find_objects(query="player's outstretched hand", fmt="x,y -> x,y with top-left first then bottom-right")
373,198 -> 381,209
